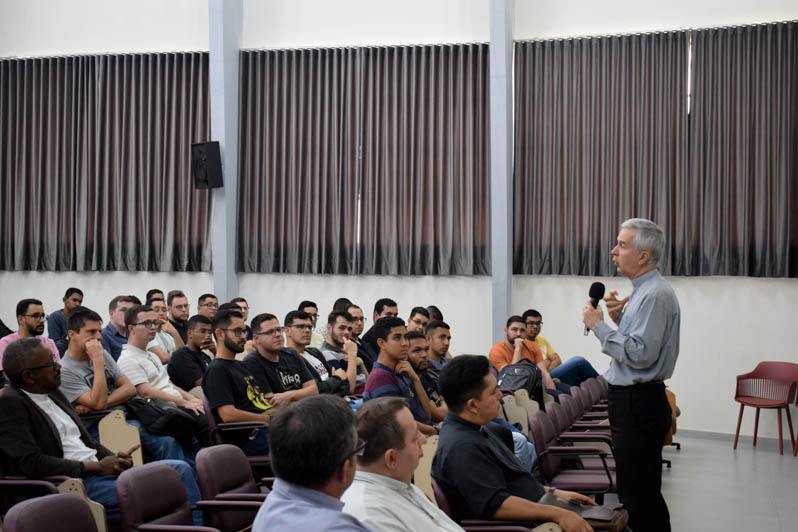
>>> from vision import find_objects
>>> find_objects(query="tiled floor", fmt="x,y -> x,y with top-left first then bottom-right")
605,432 -> 798,531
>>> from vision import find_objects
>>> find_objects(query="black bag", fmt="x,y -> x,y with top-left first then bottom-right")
124,398 -> 201,444
497,359 -> 545,409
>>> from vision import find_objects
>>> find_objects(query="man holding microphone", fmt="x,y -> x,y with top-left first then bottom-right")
582,218 -> 679,532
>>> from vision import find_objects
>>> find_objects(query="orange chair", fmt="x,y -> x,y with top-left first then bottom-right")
733,361 -> 798,455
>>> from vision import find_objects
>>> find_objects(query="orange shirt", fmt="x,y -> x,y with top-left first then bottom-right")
489,339 -> 543,371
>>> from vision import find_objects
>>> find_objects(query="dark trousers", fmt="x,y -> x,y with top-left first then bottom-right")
608,382 -> 672,532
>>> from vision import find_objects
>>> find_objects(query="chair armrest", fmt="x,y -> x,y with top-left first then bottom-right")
137,525 -> 221,532
216,421 -> 269,432
547,446 -> 607,456
0,479 -> 60,493
214,493 -> 268,502
79,409 -> 114,422
558,432 -> 613,445
195,500 -> 264,511
569,421 -> 610,430
580,411 -> 608,419
259,476 -> 275,488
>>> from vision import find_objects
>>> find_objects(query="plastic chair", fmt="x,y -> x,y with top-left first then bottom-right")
733,361 -> 798,455
413,435 -> 438,503
195,445 -> 268,532
98,410 -> 144,466
3,493 -> 97,532
501,394 -> 531,438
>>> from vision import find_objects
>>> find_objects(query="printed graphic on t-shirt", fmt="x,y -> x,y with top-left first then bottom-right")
245,376 -> 274,414
279,370 -> 302,389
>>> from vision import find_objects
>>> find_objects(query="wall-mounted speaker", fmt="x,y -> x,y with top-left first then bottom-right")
191,141 -> 224,189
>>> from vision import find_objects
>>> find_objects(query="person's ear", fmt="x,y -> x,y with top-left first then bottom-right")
384,448 -> 397,469
376,337 -> 385,350
638,249 -> 650,265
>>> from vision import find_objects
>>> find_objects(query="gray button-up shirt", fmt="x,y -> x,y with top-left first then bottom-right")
593,269 -> 680,386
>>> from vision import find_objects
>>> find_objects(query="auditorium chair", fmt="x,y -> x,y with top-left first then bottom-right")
201,397 -> 271,474
544,402 -> 615,465
3,494 -> 98,532
733,361 -> 798,455
412,434 -> 438,503
500,394 -> 531,438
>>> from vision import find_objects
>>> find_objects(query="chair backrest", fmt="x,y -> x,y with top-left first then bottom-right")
413,435 -> 438,504
98,410 -> 143,466
558,394 -> 579,425
583,379 -> 602,405
501,395 -> 530,438
196,444 -> 259,531
528,411 -> 561,480
545,401 -> 570,436
430,477 -> 458,522
202,396 -> 224,445
4,494 -> 98,532
737,362 -> 798,402
570,386 -> 591,414
513,389 -> 540,417
116,463 -> 193,532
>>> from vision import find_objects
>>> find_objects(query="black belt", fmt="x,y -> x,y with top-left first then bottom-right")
608,380 -> 664,391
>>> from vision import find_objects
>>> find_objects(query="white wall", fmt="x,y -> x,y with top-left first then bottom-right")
2,270 -> 796,439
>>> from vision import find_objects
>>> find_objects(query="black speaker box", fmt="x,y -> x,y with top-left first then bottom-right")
191,141 -> 224,189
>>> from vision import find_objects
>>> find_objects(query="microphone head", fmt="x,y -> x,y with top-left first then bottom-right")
589,282 -> 606,301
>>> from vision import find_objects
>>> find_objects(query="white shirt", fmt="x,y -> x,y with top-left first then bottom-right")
342,471 -> 464,532
22,390 -> 98,463
147,330 -> 176,356
301,352 -> 330,381
117,343 -> 181,399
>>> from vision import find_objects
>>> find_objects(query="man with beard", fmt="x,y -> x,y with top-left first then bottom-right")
346,304 -> 376,371
0,299 -> 60,375
405,331 -> 447,422
283,310 -> 349,396
322,310 -> 369,394
202,310 -> 273,455
167,290 -> 191,344
243,313 -> 317,407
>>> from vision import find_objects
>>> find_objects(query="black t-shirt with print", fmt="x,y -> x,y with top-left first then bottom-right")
243,349 -> 314,394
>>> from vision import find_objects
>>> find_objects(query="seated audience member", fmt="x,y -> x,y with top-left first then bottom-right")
0,299 -> 60,372
406,306 -> 431,333
47,287 -> 84,355
347,303 -> 375,371
333,297 -> 353,312
360,298 -> 399,361
342,397 -> 463,531
363,317 -> 436,436
427,305 -> 444,322
523,309 -> 599,387
230,297 -> 253,341
298,300 -> 325,349
146,297 -> 184,364
244,313 -> 318,406
202,310 -> 272,455
283,310 -> 350,396
0,338 -> 202,525
489,316 -> 570,399
59,307 -> 190,462
167,290 -> 191,344
116,305 -> 209,446
425,320 -> 452,370
101,296 -> 137,360
196,293 -> 219,320
252,396 -> 369,532
168,315 -> 214,392
406,331 -> 447,422
322,310 -> 369,394
432,355 -> 596,532
146,289 -> 164,302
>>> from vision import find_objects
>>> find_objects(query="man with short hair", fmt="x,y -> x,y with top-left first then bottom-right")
321,310 -> 368,394
47,287 -> 84,355
342,397 -> 463,531
363,317 -> 436,436
244,313 -> 318,407
582,218 -> 680,532
252,395 -> 370,532
360,298 -> 399,360
425,320 -> 452,370
146,289 -> 164,302
432,355 -> 596,532
0,338 -> 203,525
168,315 -> 214,391
298,300 -> 325,349
197,294 -> 218,320
347,304 -> 376,371
116,305 -> 209,446
523,309 -> 599,386
230,297 -> 253,340
145,297 -> 184,364
283,310 -> 349,396
202,310 -> 273,456
0,299 -> 60,374
489,316 -> 569,399
406,331 -> 447,422
406,307 -> 431,333
59,307 -> 190,462
101,296 -> 137,360
167,290 -> 191,344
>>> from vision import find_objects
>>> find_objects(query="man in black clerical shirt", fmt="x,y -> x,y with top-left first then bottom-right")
168,315 -> 214,391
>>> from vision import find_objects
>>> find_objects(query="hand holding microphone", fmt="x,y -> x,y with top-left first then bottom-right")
582,282 -> 605,335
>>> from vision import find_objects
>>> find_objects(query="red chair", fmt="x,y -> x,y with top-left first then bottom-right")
733,361 -> 798,455
3,494 -> 97,532
201,397 -> 271,474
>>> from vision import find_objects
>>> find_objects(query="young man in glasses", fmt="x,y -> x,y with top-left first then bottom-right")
523,309 -> 598,386
0,299 -> 60,384
283,310 -> 350,396
168,315 -> 214,392
167,290 -> 191,344
406,306 -> 431,333
145,297 -> 184,364
116,305 -> 209,446
243,313 -> 318,407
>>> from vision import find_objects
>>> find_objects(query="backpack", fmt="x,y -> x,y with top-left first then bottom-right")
497,360 -> 545,409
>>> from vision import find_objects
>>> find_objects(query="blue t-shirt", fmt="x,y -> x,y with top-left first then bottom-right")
101,323 -> 127,361
363,362 -> 432,425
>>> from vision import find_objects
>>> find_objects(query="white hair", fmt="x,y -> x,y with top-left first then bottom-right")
621,218 -> 665,265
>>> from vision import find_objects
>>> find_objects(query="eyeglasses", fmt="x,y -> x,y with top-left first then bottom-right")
410,318 -> 428,326
287,324 -> 313,331
199,302 -> 219,309
24,361 -> 59,373
345,438 -> 368,459
172,304 -> 190,310
236,305 -> 249,311
255,327 -> 282,337
134,320 -> 160,328
351,317 -> 366,323
526,321 -> 543,327
23,313 -> 48,321
221,327 -> 248,337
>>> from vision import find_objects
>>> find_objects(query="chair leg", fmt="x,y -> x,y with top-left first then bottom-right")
753,408 -> 761,447
786,407 -> 795,449
777,408 -> 783,455
734,404 -> 744,449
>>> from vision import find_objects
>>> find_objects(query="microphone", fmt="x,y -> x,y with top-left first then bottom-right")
583,282 -> 606,335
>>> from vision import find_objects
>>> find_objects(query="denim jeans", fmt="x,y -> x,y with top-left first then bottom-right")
240,427 -> 270,456
88,421 -> 195,467
83,459 -> 203,526
549,356 -> 599,387
489,417 -> 536,468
